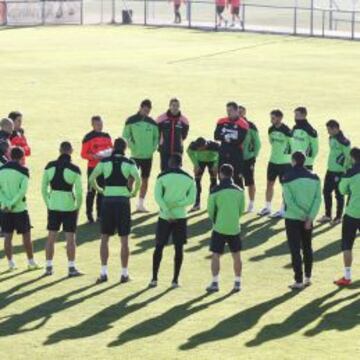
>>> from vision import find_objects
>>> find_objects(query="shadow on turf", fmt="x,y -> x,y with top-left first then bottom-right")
108,291 -> 234,347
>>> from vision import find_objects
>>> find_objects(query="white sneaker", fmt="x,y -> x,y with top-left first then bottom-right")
136,204 -> 149,213
317,215 -> 331,224
258,207 -> 271,216
269,210 -> 284,219
288,282 -> 304,290
304,278 -> 312,287
247,204 -> 255,213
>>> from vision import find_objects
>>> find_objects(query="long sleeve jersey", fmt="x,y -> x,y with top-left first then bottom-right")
81,130 -> 113,169
207,178 -> 245,235
10,129 -> 31,157
154,168 -> 196,220
327,131 -> 351,173
89,152 -> 141,198
243,120 -> 261,161
292,120 -> 319,167
0,161 -> 29,213
41,154 -> 82,212
157,111 -> 189,155
282,165 -> 321,221
122,113 -> 159,159
187,140 -> 220,167
268,123 -> 292,164
339,163 -> 360,219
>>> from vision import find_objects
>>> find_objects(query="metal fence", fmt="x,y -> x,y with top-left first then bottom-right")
1,0 -> 360,40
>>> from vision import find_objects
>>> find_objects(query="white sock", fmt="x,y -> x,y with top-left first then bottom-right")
235,276 -> 241,283
248,201 -> 254,208
101,265 -> 108,276
121,268 -> 129,277
8,259 -> 16,268
28,258 -> 35,266
68,261 -> 75,268
46,260 -> 53,267
344,267 -> 352,280
138,198 -> 144,207
212,275 -> 219,283
265,202 -> 271,210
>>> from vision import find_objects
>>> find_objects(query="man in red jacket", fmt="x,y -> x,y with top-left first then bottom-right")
8,111 -> 31,161
81,115 -> 112,223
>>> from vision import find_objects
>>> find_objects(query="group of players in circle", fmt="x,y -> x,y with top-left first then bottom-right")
0,99 -> 359,292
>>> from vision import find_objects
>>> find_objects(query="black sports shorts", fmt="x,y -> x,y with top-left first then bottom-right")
101,197 -> 131,236
243,158 -> 256,187
267,162 -> 291,182
2,210 -> 31,234
210,230 -> 242,254
47,210 -> 78,233
132,158 -> 153,179
341,214 -> 360,251
156,217 -> 187,246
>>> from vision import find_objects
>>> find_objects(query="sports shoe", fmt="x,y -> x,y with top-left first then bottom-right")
304,277 -> 312,287
232,281 -> 241,292
189,204 -> 200,213
27,262 -> 41,271
43,266 -> 53,277
68,267 -> 83,278
334,277 -> 352,287
247,204 -> 255,213
331,217 -> 342,226
258,207 -> 271,216
136,204 -> 149,213
171,281 -> 180,289
8,263 -> 17,272
206,282 -> 219,293
288,282 -> 305,290
148,279 -> 158,288
269,210 -> 284,219
120,275 -> 130,284
96,274 -> 108,284
317,215 -> 331,224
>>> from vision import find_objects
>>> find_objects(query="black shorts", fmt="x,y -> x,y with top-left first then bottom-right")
2,211 -> 31,234
231,6 -> 240,15
267,162 -> 291,182
197,161 -> 217,176
47,210 -> 78,233
156,217 -> 187,246
101,197 -> 131,236
132,158 -> 152,179
216,5 -> 225,14
210,231 -> 242,254
243,158 -> 256,186
342,214 -> 360,251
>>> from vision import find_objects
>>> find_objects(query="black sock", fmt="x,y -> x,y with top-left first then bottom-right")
173,244 -> 184,283
152,244 -> 164,281
195,178 -> 202,206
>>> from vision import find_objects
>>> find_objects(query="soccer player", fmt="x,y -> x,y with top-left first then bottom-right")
239,106 -> 261,213
334,147 -> 360,286
259,110 -> 292,217
0,117 -> 14,143
214,102 -> 249,188
187,137 -> 219,212
41,141 -> 83,277
292,107 -> 319,170
81,115 -> 112,223
123,99 -> 159,212
283,151 -> 321,290
8,111 -> 31,160
229,0 -> 241,27
149,154 -> 196,288
157,98 -> 189,171
172,0 -> 185,24
0,140 -> 10,236
89,138 -> 141,284
216,0 -> 227,27
206,164 -> 245,293
318,120 -> 351,225
0,147 -> 39,271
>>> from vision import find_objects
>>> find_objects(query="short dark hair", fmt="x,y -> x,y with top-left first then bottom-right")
326,119 -> 340,129
91,115 -> 102,122
141,99 -> 152,109
270,109 -> 283,118
194,137 -> 206,148
169,98 -> 180,106
226,102 -> 238,111
168,153 -> 182,168
238,105 -> 246,111
295,107 -> 307,116
10,146 -> 24,161
350,147 -> 360,164
60,141 -> 72,153
0,140 -> 9,154
292,151 -> 306,167
113,137 -> 127,154
220,164 -> 234,178
8,111 -> 22,121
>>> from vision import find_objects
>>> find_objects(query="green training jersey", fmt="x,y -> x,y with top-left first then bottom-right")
292,120 -> 319,167
327,131 -> 351,173
123,112 -> 159,159
41,154 -> 83,212
0,161 -> 29,213
339,164 -> 360,219
282,166 -> 322,221
155,168 -> 196,220
268,123 -> 292,165
89,152 -> 141,198
207,179 -> 245,235
243,121 -> 261,161
187,140 -> 220,168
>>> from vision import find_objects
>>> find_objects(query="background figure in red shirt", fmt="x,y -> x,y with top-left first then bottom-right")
216,0 -> 228,27
171,0 -> 185,24
81,115 -> 112,223
8,111 -> 31,161
229,0 -> 241,27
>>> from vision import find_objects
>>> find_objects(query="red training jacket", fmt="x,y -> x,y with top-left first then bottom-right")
10,129 -> 31,157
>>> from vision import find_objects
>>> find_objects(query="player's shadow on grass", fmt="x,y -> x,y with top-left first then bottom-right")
0,269 -> 29,284
44,287 -> 172,345
179,290 -> 298,350
246,283 -> 360,347
0,282 -> 117,337
108,291 -> 233,347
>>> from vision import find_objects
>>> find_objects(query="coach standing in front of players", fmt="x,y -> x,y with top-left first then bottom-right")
81,115 -> 112,223
282,151 -> 321,290
157,98 -> 189,172
8,111 -> 31,162
214,102 -> 248,188
123,99 -> 159,213
291,107 -> 319,170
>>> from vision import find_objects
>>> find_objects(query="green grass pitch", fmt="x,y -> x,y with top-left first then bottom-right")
0,25 -> 360,359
